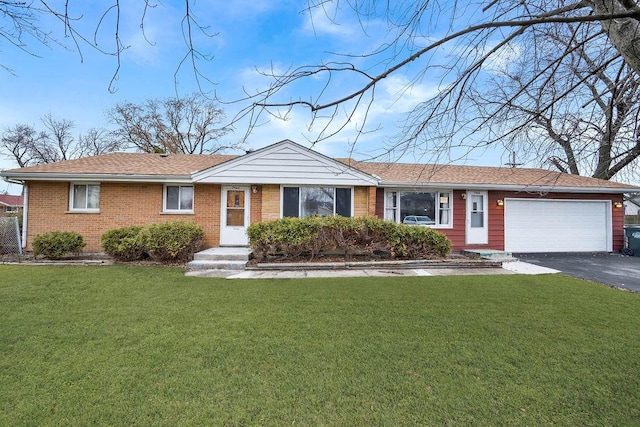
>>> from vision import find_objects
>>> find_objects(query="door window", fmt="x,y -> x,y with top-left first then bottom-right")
470,194 -> 484,227
226,190 -> 245,226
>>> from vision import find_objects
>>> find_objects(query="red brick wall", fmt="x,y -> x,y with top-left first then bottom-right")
25,181 -> 222,252
250,186 -> 262,224
24,182 -> 379,252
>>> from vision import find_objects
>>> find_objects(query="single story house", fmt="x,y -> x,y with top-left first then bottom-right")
0,194 -> 24,217
1,139 -> 638,254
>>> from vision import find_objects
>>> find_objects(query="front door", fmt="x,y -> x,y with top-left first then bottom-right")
220,186 -> 250,246
466,191 -> 488,245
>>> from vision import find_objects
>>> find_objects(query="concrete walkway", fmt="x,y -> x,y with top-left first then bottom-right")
185,260 -> 559,279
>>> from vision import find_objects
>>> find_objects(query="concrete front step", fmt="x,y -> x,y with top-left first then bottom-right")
192,247 -> 251,262
187,260 -> 248,271
461,249 -> 518,262
187,247 -> 251,271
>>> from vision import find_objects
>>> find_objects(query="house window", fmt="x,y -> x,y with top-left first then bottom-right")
384,190 -> 452,227
164,185 -> 193,212
5,206 -> 18,213
70,183 -> 100,211
282,186 -> 352,217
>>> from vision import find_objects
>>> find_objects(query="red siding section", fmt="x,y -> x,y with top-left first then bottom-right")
375,188 -> 385,218
382,189 -> 626,252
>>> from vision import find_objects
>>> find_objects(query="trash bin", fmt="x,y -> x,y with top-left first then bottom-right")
624,226 -> 640,257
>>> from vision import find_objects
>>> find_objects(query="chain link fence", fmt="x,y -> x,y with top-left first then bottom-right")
0,217 -> 22,255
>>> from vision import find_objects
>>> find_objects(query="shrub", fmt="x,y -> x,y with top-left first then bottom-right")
248,216 -> 452,261
137,221 -> 204,263
101,226 -> 146,261
387,224 -> 452,258
32,231 -> 86,260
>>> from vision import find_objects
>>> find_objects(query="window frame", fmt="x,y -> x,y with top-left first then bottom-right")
69,182 -> 100,213
384,189 -> 453,228
163,184 -> 194,213
281,185 -> 354,218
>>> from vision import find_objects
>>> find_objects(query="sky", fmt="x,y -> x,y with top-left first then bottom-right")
0,1 -> 572,194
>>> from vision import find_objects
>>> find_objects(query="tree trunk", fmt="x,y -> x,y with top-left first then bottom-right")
588,0 -> 640,74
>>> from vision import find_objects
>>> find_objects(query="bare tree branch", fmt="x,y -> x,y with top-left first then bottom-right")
107,93 -> 235,154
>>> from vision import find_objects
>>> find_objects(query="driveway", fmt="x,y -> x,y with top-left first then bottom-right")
516,252 -> 640,293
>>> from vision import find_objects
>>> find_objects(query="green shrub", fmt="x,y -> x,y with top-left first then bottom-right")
32,231 -> 86,260
137,221 -> 204,263
101,226 -> 146,261
387,224 -> 452,258
247,216 -> 452,261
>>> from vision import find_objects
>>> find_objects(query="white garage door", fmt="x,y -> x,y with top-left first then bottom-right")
504,199 -> 611,252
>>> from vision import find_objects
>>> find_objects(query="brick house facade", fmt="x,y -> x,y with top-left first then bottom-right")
2,140 -> 638,253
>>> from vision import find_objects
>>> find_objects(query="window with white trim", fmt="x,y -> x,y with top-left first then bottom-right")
384,190 -> 452,227
164,185 -> 194,212
70,183 -> 100,211
282,186 -> 352,217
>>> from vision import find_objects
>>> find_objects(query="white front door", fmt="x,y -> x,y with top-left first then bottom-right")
220,186 -> 250,246
466,191 -> 488,245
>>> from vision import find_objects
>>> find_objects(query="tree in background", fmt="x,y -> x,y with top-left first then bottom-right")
1,114 -> 122,167
237,0 -> 640,181
1,94 -> 234,168
472,20 -> 640,180
0,1 -> 213,92
3,1 -> 640,179
107,93 -> 234,154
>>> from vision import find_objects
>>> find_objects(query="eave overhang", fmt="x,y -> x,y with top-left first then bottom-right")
379,181 -> 640,194
1,172 -> 193,184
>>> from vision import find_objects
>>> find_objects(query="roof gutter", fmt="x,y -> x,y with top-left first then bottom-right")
0,173 -> 193,184
379,181 -> 640,194
2,176 -> 25,186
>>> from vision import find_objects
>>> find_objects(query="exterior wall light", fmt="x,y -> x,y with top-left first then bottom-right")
613,201 -> 623,208
496,199 -> 504,206
251,185 -> 259,194
461,193 -> 467,199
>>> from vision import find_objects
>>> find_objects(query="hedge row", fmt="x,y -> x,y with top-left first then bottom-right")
31,222 -> 204,262
32,217 -> 452,262
101,221 -> 204,263
247,216 -> 452,261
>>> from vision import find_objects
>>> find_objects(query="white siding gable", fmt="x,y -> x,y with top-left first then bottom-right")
192,140 -> 379,185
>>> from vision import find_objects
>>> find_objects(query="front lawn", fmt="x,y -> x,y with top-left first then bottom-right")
1,266 -> 639,425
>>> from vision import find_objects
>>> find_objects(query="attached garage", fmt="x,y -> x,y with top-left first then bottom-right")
504,199 -> 612,253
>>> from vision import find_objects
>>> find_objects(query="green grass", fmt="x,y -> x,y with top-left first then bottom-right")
1,266 -> 639,426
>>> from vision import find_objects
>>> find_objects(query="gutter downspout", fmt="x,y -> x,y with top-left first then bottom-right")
21,184 -> 28,249
1,176 -> 27,249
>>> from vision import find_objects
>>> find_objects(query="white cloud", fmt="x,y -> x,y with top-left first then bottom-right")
117,2 -> 183,67
301,3 -> 357,37
379,74 -> 442,112
483,42 -> 522,74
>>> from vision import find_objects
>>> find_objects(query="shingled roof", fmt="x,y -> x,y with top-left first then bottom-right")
338,160 -> 639,191
2,150 -> 638,192
0,194 -> 23,207
1,152 -> 236,176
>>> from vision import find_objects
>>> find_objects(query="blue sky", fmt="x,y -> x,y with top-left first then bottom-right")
0,1 -> 524,194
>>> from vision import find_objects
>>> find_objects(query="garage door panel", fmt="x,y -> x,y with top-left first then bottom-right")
504,199 -> 610,253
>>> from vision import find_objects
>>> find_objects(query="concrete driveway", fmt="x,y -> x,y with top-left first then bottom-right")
516,252 -> 640,293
